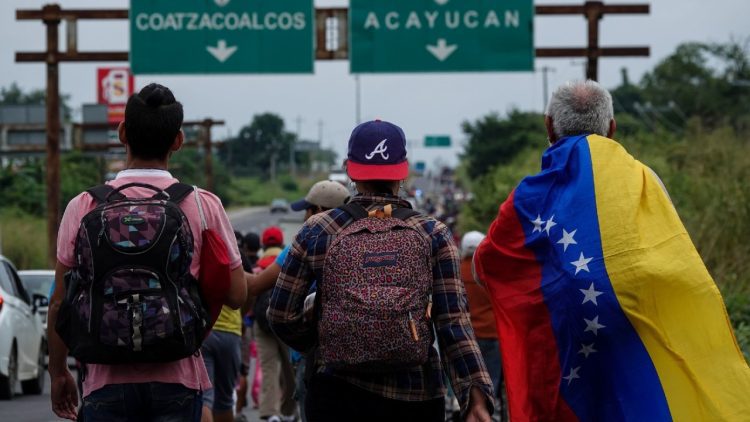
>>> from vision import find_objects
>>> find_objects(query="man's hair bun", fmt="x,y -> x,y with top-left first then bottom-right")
140,83 -> 176,107
145,87 -> 165,107
124,83 -> 184,161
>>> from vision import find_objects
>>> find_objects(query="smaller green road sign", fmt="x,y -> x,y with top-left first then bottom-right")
425,135 -> 451,147
350,0 -> 533,73
130,0 -> 314,74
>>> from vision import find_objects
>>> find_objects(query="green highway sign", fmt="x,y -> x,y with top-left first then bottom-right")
130,0 -> 314,74
350,0 -> 534,73
425,135 -> 451,147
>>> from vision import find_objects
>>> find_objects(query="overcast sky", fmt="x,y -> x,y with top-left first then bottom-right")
1,0 -> 748,169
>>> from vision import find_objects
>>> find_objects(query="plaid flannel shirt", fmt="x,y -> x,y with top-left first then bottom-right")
267,194 -> 494,412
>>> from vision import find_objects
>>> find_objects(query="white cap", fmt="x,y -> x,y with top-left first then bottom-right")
461,231 -> 485,257
291,180 -> 350,211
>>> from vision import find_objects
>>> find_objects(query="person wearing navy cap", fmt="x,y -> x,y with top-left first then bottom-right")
268,120 -> 495,422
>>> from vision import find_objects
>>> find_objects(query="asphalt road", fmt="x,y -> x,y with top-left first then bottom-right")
0,207 -> 296,422
228,206 -> 305,244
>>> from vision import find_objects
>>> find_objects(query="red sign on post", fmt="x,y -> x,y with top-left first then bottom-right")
97,67 -> 134,124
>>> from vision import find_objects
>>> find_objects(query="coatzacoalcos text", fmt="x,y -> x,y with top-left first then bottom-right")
134,12 -> 306,32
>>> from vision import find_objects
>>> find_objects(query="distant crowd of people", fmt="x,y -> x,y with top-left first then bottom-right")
45,80 -> 749,422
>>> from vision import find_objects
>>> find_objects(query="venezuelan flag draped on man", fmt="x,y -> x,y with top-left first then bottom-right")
475,81 -> 750,421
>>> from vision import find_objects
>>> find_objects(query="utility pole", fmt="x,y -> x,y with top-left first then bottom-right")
292,116 -> 302,177
538,66 -> 556,112
201,119 -> 215,192
44,5 -> 61,268
318,120 -> 324,146
16,5 -> 129,266
535,2 -> 650,81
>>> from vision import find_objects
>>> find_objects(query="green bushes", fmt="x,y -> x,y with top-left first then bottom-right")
459,124 -> 750,360
226,176 -> 311,207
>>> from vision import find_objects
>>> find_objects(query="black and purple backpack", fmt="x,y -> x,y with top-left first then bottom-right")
57,182 -> 208,364
317,203 -> 435,371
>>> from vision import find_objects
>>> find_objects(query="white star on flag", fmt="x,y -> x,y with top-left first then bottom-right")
543,214 -> 557,236
557,228 -> 578,252
563,366 -> 581,385
578,343 -> 597,358
571,252 -> 593,275
579,282 -> 604,305
531,215 -> 545,233
584,316 -> 606,335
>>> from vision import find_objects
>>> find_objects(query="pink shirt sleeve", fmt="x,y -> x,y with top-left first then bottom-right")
56,192 -> 94,268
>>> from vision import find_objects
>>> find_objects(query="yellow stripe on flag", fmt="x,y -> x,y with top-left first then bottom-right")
587,134 -> 750,421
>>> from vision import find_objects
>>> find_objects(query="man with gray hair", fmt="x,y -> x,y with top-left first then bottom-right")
473,80 -> 750,420
544,79 -> 615,144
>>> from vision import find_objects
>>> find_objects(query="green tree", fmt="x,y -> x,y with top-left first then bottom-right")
461,110 -> 545,179
0,152 -> 103,217
637,41 -> 750,131
218,113 -> 297,179
610,68 -> 645,115
170,147 -> 232,204
60,152 -> 106,206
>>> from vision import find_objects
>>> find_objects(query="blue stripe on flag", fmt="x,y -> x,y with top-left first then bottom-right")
512,135 -> 671,421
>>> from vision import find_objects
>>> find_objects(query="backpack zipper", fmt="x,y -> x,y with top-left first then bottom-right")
408,311 -> 419,341
99,200 -> 168,255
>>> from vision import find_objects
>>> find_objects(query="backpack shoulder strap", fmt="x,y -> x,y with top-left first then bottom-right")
86,185 -> 117,204
339,203 -> 369,221
163,183 -> 194,204
392,207 -> 421,221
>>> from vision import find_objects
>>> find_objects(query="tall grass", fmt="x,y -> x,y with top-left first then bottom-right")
226,175 -> 317,208
0,208 -> 48,269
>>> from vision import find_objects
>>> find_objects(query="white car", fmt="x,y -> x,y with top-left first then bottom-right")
328,170 -> 349,186
18,270 -> 55,333
0,255 -> 46,399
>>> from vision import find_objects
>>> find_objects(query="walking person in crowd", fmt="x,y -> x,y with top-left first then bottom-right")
201,308 -> 242,422
254,227 -> 298,422
236,231 -> 261,415
47,83 -> 249,421
246,180 -> 350,422
474,80 -> 750,420
201,253 -> 244,421
268,120 -> 494,422
460,231 -> 505,421
242,232 -> 261,269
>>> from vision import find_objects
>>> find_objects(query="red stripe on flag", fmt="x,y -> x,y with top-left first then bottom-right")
476,191 -> 577,421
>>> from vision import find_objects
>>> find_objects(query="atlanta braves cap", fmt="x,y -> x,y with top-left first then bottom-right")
290,180 -> 350,211
346,119 -> 409,181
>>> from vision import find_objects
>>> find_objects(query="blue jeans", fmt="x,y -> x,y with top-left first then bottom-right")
201,330 -> 242,412
82,382 -> 202,422
477,339 -> 502,396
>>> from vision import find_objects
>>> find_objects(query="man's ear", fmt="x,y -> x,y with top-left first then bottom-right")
118,121 -> 127,146
544,116 -> 557,144
607,118 -> 617,139
171,130 -> 184,152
